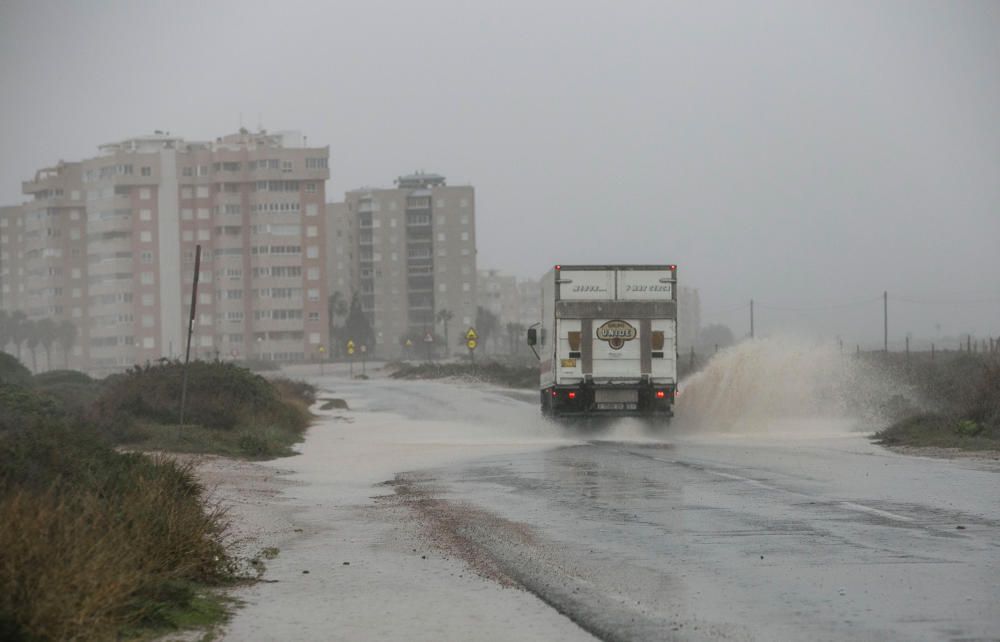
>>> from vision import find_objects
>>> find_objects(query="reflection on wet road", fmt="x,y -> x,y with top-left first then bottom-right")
397,432 -> 1000,641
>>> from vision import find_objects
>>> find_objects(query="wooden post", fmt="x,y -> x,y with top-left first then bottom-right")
883,291 -> 888,353
178,244 -> 201,432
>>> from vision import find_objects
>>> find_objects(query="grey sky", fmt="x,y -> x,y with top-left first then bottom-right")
1,0 -> 998,345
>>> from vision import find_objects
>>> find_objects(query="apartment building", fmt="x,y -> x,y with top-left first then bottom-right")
517,279 -> 542,328
329,172 -> 477,358
677,286 -> 702,352
477,269 -> 520,325
0,205 -> 26,311
6,129 -> 330,373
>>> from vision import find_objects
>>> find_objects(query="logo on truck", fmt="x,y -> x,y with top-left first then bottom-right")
596,319 -> 637,350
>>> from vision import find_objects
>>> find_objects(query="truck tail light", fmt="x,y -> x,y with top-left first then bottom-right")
568,391 -> 576,399
656,390 -> 665,399
551,390 -> 557,397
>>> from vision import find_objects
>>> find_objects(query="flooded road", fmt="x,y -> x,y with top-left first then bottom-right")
222,370 -> 1000,641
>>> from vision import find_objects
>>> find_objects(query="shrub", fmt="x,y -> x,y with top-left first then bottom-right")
0,420 -> 232,640
0,353 -> 31,386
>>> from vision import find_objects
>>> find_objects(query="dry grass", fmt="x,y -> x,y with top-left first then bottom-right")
0,425 -> 232,641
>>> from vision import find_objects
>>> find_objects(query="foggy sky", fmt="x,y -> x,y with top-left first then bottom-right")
1,0 -> 998,346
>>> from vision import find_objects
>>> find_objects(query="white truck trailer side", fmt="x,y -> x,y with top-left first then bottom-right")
527,264 -> 678,420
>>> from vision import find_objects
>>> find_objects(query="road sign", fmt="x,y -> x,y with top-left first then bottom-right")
466,327 -> 478,340
347,339 -> 355,355
405,339 -> 413,347
424,332 -> 434,343
467,339 -> 478,350
319,345 -> 325,353
360,345 -> 367,353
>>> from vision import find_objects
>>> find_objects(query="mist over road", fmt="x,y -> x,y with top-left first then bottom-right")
223,370 -> 999,641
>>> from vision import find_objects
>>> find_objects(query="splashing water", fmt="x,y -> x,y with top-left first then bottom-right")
675,337 -> 908,434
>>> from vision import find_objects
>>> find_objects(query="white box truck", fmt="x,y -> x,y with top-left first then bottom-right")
526,264 -> 678,421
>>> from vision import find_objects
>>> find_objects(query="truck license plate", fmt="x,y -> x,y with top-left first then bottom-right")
597,402 -> 637,410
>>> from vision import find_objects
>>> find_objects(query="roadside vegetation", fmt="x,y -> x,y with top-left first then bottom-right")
0,355 -> 316,640
92,361 -> 314,459
388,359 -> 537,389
872,352 -> 1000,450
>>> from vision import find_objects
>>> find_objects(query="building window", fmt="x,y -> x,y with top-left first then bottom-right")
197,229 -> 210,241
462,283 -> 471,292
196,186 -> 210,198
143,337 -> 155,348
306,246 -> 319,259
306,225 -> 318,238
307,267 -> 319,280
197,208 -> 210,219
139,209 -> 152,221
140,231 -> 152,243
141,166 -> 151,177
306,203 -> 318,217
139,188 -> 152,200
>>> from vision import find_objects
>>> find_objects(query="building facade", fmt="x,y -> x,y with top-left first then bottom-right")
477,269 -> 520,325
4,129 -> 330,373
329,172 -> 477,358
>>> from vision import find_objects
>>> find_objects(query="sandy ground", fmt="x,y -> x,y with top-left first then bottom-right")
191,369 -> 595,641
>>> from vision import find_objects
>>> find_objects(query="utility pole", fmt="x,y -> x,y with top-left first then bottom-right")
750,299 -> 755,339
883,291 -> 888,353
179,244 -> 201,432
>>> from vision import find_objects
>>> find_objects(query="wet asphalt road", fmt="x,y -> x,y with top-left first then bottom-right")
347,377 -> 1000,642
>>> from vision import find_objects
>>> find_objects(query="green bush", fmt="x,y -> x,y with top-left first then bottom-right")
0,352 -> 31,386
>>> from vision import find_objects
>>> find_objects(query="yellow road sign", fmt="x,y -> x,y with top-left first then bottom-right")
347,339 -> 355,349
466,327 -> 478,340
347,347 -> 355,355
466,339 -> 478,350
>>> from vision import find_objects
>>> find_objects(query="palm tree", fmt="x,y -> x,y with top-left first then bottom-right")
328,291 -> 349,355
505,321 -> 526,355
475,307 -> 500,354
37,318 -> 58,372
435,309 -> 454,356
24,319 -> 41,373
9,311 -> 28,362
0,310 -> 11,354
57,320 -> 77,368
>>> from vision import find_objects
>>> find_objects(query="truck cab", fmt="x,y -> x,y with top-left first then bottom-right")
527,265 -> 678,421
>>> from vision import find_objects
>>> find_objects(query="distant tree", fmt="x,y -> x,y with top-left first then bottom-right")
37,318 -> 58,372
343,291 -> 375,352
435,309 -> 454,355
328,291 -> 349,355
57,320 -> 78,368
9,311 -> 28,361
505,321 -> 526,355
475,306 -> 501,354
24,319 -> 41,372
699,324 -> 735,351
0,310 -> 10,354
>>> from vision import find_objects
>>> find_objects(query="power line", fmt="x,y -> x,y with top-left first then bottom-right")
754,295 -> 883,312
891,295 -> 1000,306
